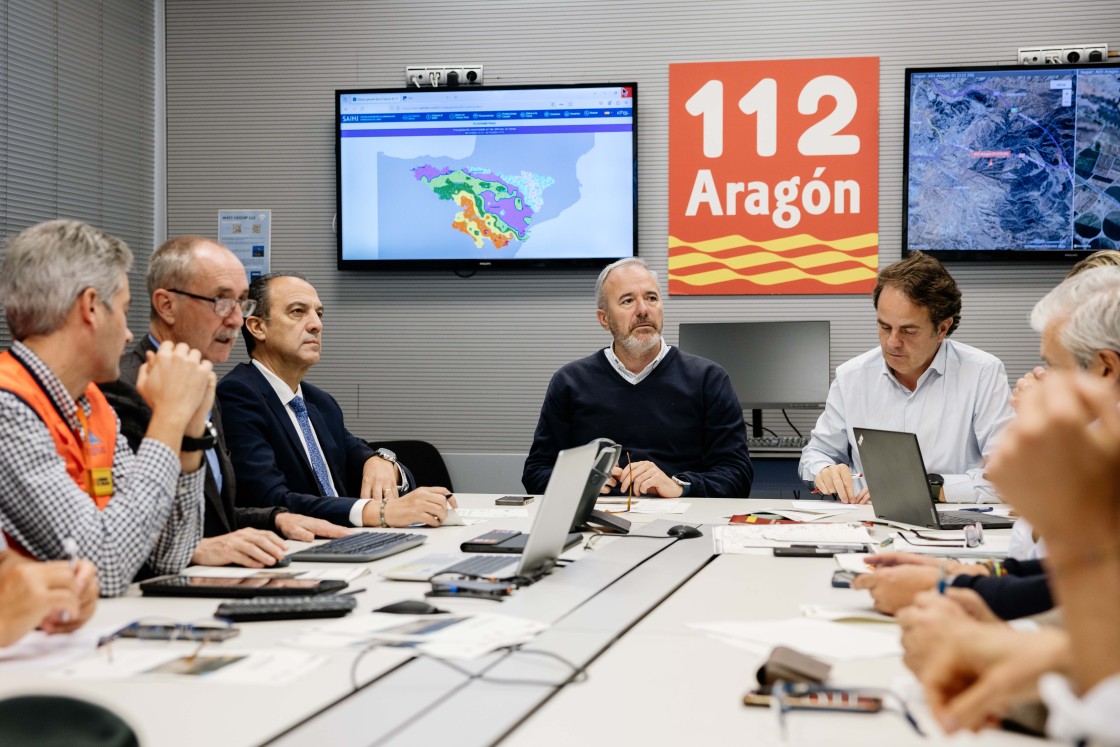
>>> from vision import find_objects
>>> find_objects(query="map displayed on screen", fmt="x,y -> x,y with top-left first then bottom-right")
338,85 -> 635,265
906,66 -> 1120,253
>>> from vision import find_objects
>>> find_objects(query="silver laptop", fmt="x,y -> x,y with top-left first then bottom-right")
383,440 -> 602,582
853,427 -> 1013,529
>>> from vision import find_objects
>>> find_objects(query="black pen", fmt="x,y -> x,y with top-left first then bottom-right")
339,588 -> 366,596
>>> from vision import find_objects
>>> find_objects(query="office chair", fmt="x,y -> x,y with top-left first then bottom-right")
368,439 -> 454,492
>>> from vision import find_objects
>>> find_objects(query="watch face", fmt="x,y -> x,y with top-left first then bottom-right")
376,448 -> 396,462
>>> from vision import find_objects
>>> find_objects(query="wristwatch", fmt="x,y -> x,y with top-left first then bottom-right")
671,475 -> 692,496
373,447 -> 397,464
181,421 -> 218,452
926,473 -> 944,502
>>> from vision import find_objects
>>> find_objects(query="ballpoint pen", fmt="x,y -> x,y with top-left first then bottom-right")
959,506 -> 993,513
61,537 -> 79,623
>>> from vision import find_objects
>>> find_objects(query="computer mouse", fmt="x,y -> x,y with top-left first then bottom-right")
374,599 -> 448,615
271,556 -> 291,568
667,524 -> 703,539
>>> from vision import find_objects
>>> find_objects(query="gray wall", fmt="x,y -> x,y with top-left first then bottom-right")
164,0 -> 1119,488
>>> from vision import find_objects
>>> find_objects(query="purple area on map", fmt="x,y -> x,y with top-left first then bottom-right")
412,165 -> 451,181
470,171 -> 533,235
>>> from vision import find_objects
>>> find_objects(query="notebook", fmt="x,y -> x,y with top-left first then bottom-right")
853,427 -> 1014,530
382,440 -> 602,582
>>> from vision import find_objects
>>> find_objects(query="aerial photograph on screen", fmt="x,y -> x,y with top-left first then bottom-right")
1073,70 -> 1120,250
907,70 -> 1078,251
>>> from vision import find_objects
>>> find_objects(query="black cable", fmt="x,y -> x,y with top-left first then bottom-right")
781,409 -> 804,439
429,645 -> 589,687
746,421 -> 781,438
349,641 -> 588,692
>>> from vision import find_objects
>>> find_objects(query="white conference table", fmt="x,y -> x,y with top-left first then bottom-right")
0,495 -> 1052,746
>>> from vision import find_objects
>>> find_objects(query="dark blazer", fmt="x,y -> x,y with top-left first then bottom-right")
216,362 -> 411,526
100,336 -> 281,537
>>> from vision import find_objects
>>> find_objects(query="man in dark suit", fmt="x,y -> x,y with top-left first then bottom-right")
216,273 -> 455,528
101,237 -> 350,568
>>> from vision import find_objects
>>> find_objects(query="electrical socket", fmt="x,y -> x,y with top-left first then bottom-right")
1018,44 -> 1108,65
405,66 -> 484,87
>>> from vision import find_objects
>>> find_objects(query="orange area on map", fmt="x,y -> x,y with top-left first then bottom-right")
451,192 -> 515,250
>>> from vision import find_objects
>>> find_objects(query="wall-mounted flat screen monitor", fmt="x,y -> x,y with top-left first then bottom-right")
903,63 -> 1120,261
678,321 -> 831,410
337,82 -> 637,271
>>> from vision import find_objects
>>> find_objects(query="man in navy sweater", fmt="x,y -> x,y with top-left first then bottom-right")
522,258 -> 752,498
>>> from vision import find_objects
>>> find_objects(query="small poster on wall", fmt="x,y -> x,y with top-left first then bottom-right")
668,57 -> 879,295
218,210 -> 271,282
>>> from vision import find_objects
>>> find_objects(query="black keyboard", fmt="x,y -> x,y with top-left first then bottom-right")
215,594 -> 358,622
939,511 -> 1014,529
747,436 -> 810,450
446,554 -> 516,577
287,531 -> 427,562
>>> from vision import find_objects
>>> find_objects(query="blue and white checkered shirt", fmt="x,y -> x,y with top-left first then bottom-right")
0,342 -> 204,596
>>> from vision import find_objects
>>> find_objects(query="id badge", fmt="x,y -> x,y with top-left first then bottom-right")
89,467 -> 113,497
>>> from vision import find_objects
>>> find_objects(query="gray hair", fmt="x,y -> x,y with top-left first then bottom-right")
241,271 -> 310,356
595,257 -> 658,310
147,235 -> 212,320
0,220 -> 132,339
1031,266 -> 1120,368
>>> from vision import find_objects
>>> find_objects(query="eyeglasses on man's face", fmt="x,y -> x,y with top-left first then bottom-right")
168,288 -> 256,318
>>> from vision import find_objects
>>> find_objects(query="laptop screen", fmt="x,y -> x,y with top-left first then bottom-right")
853,427 -> 941,529
517,441 -> 602,577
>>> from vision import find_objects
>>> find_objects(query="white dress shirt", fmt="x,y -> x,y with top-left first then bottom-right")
1041,672 -> 1120,745
251,360 -> 369,526
798,338 -> 1013,503
603,338 -> 670,385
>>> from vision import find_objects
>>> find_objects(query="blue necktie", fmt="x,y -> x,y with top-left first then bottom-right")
289,396 -> 336,497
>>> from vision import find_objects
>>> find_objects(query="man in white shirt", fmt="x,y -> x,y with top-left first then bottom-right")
799,252 -> 1013,503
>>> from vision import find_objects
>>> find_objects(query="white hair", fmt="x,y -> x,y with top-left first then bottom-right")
1031,266 -> 1120,368
0,220 -> 132,339
595,257 -> 658,309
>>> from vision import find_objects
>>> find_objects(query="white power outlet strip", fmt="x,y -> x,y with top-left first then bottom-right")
405,66 -> 484,87
1018,44 -> 1108,65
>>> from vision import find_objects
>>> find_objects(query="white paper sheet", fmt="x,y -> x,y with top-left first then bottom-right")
53,647 -> 325,684
789,500 -> 860,511
890,531 -> 1011,558
455,508 -> 529,519
628,500 -> 690,515
712,524 -> 872,554
800,604 -> 895,624
692,618 -> 901,661
287,612 -> 547,661
0,628 -> 106,670
834,553 -> 876,574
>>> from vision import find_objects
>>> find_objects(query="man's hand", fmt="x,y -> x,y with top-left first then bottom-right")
813,464 -> 868,503
274,513 -> 353,542
851,565 -> 940,614
137,342 -> 214,429
39,559 -> 98,634
137,342 -> 215,472
0,553 -> 80,646
359,455 -> 401,502
897,590 -> 1000,676
1009,365 -> 1046,411
190,528 -> 288,568
363,487 -> 457,528
611,461 -> 680,498
865,552 -> 985,576
921,626 -> 1070,734
989,371 -> 1120,548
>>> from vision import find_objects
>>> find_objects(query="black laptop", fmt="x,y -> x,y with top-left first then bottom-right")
853,427 -> 1013,529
